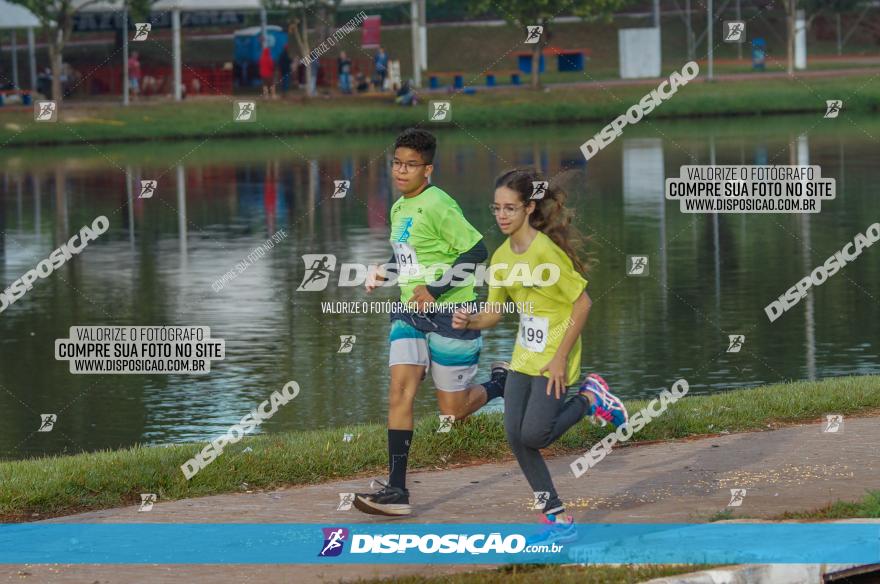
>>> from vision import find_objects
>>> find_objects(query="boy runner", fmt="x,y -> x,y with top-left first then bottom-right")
354,128 -> 508,516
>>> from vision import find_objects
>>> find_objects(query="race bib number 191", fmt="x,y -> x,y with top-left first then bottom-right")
518,314 -> 548,352
393,242 -> 420,277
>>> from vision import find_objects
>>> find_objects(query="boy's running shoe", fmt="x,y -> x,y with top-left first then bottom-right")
578,373 -> 628,429
526,514 -> 578,547
353,480 -> 411,516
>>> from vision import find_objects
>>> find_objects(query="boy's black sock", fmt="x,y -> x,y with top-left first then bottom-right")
388,429 -> 413,490
482,369 -> 508,401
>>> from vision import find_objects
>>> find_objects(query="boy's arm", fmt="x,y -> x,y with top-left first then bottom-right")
425,239 -> 487,300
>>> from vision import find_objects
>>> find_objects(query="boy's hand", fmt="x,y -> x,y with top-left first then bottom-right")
451,309 -> 471,330
408,285 -> 435,312
366,264 -> 386,293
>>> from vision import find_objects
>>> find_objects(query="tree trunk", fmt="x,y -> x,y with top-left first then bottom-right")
49,43 -> 63,102
290,14 -> 316,97
530,42 -> 540,88
787,0 -> 795,76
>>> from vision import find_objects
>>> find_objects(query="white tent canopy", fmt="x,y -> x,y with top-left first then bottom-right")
0,0 -> 40,28
0,0 -> 40,91
72,0 -> 423,102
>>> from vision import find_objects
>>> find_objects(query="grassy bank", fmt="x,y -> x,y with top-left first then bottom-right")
1,375 -> 878,522
2,72 -> 878,147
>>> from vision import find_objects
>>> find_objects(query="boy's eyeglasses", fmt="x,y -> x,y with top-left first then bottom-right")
489,204 -> 525,217
391,159 -> 429,172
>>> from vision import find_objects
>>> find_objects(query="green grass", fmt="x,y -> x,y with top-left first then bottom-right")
774,490 -> 880,521
2,71 -> 879,147
1,375 -> 878,522
355,563 -> 722,584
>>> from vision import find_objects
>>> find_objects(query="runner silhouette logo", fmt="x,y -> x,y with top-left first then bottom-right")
319,527 -> 349,557
525,26 -> 543,44
133,23 -> 151,41
298,254 -> 337,291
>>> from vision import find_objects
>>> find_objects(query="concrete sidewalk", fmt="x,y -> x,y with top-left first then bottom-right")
3,415 -> 878,583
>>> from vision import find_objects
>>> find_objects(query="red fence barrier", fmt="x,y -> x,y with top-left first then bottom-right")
88,65 -> 233,96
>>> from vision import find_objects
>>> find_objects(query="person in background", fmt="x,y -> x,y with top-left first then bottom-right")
374,46 -> 388,91
338,51 -> 352,95
278,45 -> 293,96
395,78 -> 416,106
259,45 -> 276,99
127,51 -> 142,99
355,71 -> 369,93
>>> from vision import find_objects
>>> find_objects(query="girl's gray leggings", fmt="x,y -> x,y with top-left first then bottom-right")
504,370 -> 589,513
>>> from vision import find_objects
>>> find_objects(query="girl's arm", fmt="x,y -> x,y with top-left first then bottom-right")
451,305 -> 503,330
542,290 -> 592,398
556,290 -> 591,359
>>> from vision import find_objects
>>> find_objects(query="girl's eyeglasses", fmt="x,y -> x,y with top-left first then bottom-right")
391,160 -> 429,172
489,204 -> 525,217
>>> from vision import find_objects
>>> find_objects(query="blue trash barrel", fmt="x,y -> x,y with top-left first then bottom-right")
751,38 -> 766,71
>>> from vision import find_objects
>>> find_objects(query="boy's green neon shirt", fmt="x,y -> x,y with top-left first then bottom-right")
389,185 -> 483,305
487,231 -> 588,386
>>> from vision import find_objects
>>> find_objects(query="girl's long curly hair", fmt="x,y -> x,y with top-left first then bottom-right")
494,167 -> 592,276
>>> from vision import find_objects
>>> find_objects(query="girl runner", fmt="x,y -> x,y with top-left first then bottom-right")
452,168 -> 628,544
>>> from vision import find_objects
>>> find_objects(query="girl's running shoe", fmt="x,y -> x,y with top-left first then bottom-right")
578,373 -> 629,429
526,514 -> 578,547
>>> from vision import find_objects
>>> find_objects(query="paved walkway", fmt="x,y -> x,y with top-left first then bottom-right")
3,415 -> 878,583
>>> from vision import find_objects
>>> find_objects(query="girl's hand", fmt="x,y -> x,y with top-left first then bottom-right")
451,309 -> 471,330
540,355 -> 567,399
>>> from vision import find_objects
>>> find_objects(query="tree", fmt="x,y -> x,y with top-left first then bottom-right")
463,0 -> 631,88
9,0 -> 151,103
264,0 -> 343,96
781,0 -> 860,75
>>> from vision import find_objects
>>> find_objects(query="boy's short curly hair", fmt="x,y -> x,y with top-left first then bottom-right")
393,128 -> 436,164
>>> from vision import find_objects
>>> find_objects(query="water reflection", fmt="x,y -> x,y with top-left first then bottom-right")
0,116 -> 878,460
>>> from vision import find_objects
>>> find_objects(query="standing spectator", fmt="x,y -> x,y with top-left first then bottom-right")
127,51 -> 142,99
338,51 -> 352,94
374,46 -> 388,91
259,45 -> 276,99
278,45 -> 293,96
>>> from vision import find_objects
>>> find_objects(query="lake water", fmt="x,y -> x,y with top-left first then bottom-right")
1,114 -> 878,460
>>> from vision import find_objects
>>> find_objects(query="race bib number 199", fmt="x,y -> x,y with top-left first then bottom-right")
518,314 -> 548,352
393,242 -> 420,277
